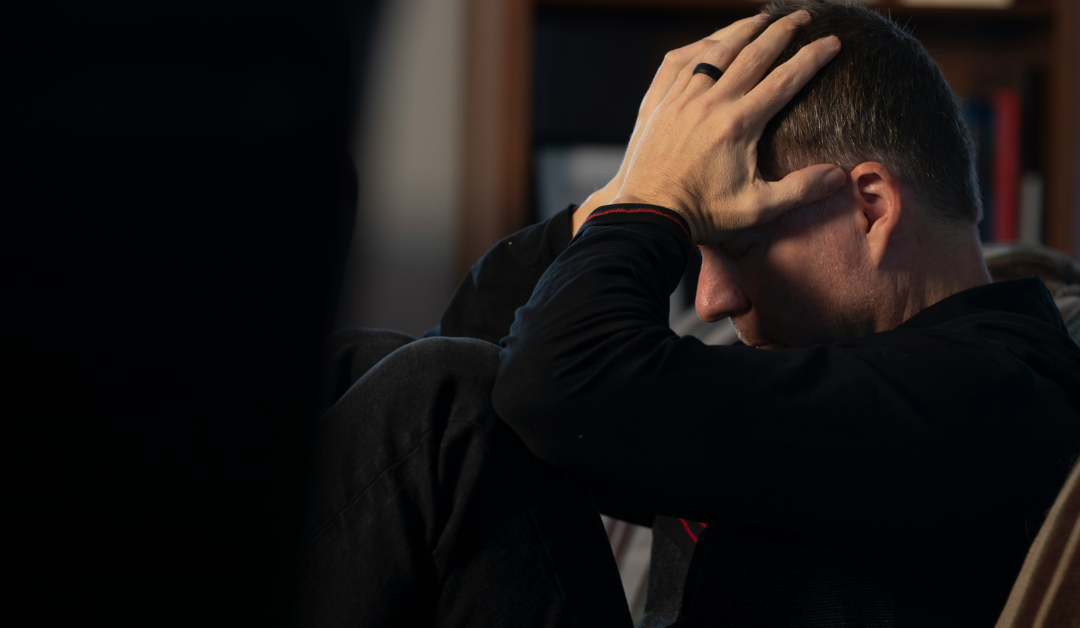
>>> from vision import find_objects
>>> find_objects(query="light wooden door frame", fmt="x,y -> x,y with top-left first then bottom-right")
459,0 -> 534,276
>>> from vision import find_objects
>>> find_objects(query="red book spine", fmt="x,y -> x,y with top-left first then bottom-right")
991,89 -> 1021,241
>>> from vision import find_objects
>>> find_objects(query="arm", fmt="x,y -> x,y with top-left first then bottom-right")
424,206 -> 575,344
427,16 -> 769,343
492,207 -> 915,540
493,15 -> 934,549
570,15 -> 772,235
493,200 -> 1080,563
493,13 -> 1079,564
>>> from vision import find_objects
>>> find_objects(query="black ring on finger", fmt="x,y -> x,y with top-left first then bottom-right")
692,62 -> 724,81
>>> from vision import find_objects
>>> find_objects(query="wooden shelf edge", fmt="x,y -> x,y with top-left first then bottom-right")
537,0 -> 1053,20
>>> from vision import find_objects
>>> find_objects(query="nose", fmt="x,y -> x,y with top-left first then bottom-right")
696,245 -> 751,323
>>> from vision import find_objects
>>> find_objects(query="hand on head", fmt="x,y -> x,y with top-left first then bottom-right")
573,14 -> 779,235
603,10 -> 845,245
576,4 -> 990,348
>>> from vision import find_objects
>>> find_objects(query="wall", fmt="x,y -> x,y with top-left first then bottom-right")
336,0 -> 465,336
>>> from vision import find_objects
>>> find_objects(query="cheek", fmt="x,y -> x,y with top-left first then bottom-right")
758,238 -> 826,296
752,239 -> 836,329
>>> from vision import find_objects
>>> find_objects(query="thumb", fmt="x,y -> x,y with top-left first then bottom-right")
758,164 -> 846,222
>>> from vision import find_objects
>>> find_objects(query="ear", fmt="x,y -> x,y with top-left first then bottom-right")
848,162 -> 903,266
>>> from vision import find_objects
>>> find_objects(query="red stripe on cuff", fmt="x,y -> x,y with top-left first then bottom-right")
583,208 -> 691,244
679,518 -> 699,543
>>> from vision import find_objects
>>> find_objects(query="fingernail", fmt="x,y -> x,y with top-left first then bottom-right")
790,10 -> 811,24
823,168 -> 846,193
754,13 -> 770,23
825,35 -> 841,49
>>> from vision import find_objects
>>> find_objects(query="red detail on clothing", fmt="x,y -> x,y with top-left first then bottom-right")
679,518 -> 698,543
584,208 -> 691,244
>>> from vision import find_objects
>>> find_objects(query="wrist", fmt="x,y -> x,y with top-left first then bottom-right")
575,201 -> 694,248
609,194 -> 698,243
572,183 -> 620,237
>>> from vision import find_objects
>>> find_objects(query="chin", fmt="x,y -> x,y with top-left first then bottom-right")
731,321 -> 789,350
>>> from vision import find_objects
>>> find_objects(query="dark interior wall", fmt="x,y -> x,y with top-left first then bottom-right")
531,6 -> 751,292
533,6 -> 757,147
6,1 -> 376,624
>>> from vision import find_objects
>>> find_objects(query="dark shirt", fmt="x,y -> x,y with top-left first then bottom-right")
434,204 -> 1080,626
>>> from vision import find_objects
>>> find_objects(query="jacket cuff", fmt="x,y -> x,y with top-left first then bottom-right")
580,203 -> 693,251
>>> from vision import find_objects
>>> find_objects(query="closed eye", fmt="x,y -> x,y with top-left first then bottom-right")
724,238 -> 760,259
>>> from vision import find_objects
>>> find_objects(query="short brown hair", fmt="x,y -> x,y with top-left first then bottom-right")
755,0 -> 981,225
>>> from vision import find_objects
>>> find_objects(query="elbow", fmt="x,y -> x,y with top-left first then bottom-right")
492,338 -> 574,467
492,338 -> 548,435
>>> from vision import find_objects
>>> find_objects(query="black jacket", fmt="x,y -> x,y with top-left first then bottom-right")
433,204 -> 1080,627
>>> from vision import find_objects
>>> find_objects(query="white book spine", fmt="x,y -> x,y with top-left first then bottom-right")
1018,172 -> 1044,245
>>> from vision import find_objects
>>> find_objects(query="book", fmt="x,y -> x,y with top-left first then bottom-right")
1019,71 -> 1044,245
1019,172 -> 1044,246
991,89 -> 1022,242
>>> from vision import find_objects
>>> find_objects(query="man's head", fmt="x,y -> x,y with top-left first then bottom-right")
756,0 -> 981,225
697,0 -> 990,348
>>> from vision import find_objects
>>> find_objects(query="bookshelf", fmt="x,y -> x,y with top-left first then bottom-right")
460,0 -> 1078,273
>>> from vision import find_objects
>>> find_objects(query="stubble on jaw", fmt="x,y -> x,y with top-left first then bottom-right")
814,210 -> 880,343
753,200 -> 880,348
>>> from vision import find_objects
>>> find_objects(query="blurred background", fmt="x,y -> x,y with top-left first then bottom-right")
337,0 -> 1080,338
8,0 -> 1076,625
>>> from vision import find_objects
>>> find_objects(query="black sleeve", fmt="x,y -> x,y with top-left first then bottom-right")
491,204 -> 1080,559
424,205 -> 575,345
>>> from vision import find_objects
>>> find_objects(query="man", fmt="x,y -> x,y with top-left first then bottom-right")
301,2 -> 1080,626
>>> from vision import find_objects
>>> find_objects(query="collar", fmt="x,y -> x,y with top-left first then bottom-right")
897,276 -> 1068,333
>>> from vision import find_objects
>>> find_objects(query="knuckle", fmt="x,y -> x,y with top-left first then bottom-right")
665,45 -> 692,65
655,62 -> 678,82
710,49 -> 736,70
745,196 -> 766,222
792,180 -> 814,205
770,67 -> 796,91
738,45 -> 767,69
726,112 -> 750,134
688,100 -> 710,121
702,44 -> 729,66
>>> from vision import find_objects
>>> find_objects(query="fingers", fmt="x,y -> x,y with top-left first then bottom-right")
623,17 -> 770,186
646,15 -> 767,114
703,14 -> 765,43
681,18 -> 768,98
641,38 -> 716,115
744,35 -> 841,128
723,10 -> 811,96
754,164 -> 847,224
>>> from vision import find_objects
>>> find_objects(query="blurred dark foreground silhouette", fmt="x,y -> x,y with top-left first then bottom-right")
5,1 -> 377,624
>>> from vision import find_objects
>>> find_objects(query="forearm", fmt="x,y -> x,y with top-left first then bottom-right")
493,205 -> 714,518
492,205 -> 976,553
424,205 -> 575,344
